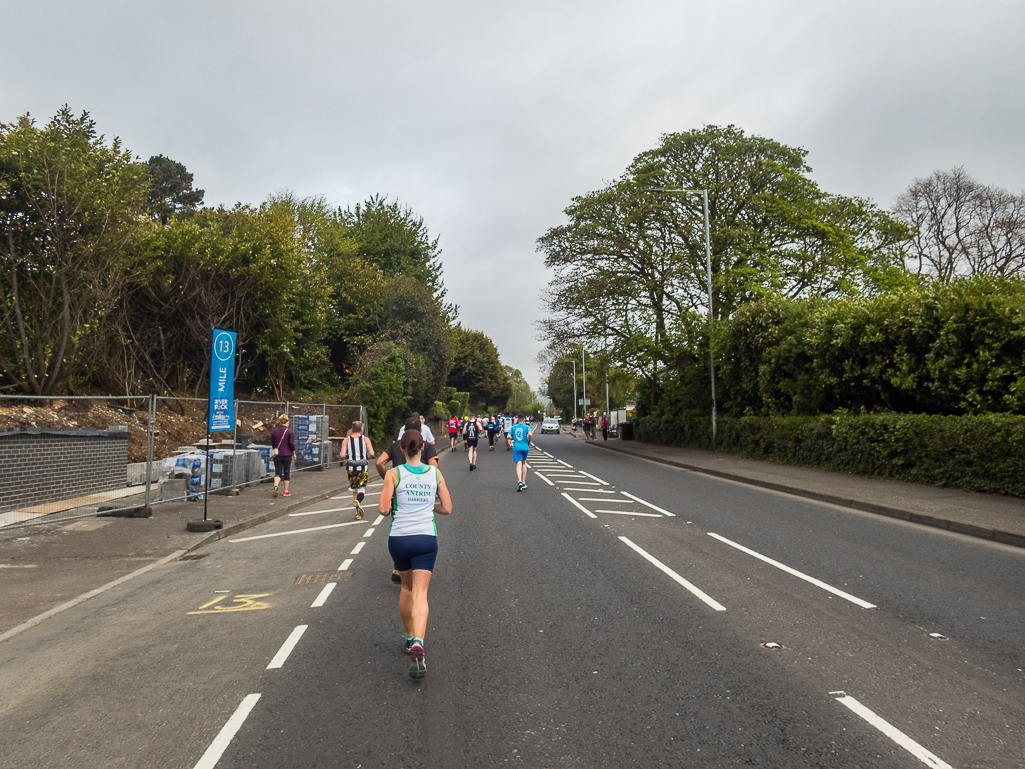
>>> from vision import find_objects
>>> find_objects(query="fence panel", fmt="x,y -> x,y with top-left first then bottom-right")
0,394 -> 364,530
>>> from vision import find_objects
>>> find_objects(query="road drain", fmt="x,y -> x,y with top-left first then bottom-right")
179,553 -> 209,561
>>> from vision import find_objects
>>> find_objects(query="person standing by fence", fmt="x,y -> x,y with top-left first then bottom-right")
271,414 -> 296,498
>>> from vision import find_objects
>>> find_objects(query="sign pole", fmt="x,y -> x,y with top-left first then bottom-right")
188,328 -> 236,533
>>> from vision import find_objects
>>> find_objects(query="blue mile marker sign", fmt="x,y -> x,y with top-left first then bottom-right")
208,329 -> 237,432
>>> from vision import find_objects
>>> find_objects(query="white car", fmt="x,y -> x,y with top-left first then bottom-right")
540,418 -> 561,434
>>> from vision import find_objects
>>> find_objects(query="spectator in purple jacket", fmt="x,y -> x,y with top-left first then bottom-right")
271,414 -> 296,498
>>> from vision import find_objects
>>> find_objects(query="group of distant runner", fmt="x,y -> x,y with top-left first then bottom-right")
328,409 -> 534,680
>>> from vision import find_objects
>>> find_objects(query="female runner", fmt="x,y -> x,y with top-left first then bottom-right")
378,430 -> 453,679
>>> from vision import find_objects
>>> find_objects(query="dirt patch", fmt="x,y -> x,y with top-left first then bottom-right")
0,400 -> 282,463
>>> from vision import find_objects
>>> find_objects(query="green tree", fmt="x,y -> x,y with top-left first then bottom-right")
447,326 -> 510,409
369,275 -> 451,412
116,198 -> 332,398
145,154 -> 204,225
340,194 -> 453,315
0,107 -> 149,394
538,124 -> 912,407
351,341 -> 410,444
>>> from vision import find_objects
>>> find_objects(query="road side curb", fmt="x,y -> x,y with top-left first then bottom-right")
0,482 -> 355,645
181,483 -> 354,553
589,439 -> 1025,551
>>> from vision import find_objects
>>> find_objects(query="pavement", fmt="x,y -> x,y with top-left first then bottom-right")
0,464 -> 362,641
3,429 -> 1025,643
569,427 -> 1025,549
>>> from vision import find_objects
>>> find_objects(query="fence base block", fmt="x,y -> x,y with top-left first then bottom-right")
186,519 -> 223,532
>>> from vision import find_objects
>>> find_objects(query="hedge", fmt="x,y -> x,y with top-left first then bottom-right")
712,276 -> 1025,418
634,412 -> 1025,497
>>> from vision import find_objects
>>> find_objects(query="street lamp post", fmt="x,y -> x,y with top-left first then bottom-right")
648,187 -> 717,444
581,346 -> 586,416
560,359 -> 578,421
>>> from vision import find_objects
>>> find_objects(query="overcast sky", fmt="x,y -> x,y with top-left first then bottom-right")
4,1 -> 1024,392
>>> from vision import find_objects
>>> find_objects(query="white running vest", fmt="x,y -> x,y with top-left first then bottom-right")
389,464 -> 438,537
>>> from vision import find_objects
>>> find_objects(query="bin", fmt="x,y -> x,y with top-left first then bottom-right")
619,422 -> 633,440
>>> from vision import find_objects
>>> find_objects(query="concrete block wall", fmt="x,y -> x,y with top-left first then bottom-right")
0,428 -> 130,513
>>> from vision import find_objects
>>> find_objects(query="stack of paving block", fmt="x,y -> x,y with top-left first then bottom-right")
206,449 -> 264,489
292,414 -> 329,467
249,444 -> 274,478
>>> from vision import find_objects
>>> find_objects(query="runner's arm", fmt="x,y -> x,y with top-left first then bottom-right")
434,470 -> 452,515
365,437 -> 375,458
375,452 -> 390,480
378,468 -> 399,515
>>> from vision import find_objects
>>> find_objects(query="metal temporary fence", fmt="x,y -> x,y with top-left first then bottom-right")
0,394 -> 366,530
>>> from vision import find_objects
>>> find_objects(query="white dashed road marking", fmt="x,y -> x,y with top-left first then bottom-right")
708,533 -> 876,609
192,693 -> 261,769
619,537 -> 726,611
833,694 -> 953,768
267,625 -> 308,669
311,583 -> 337,608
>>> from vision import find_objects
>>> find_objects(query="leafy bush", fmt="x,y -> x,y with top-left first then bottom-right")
713,276 -> 1025,417
634,411 -> 1025,497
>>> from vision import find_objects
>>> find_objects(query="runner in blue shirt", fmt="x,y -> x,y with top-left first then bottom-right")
510,414 -> 533,491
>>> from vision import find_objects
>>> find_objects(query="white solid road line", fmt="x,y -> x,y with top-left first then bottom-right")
290,506 -> 349,517
339,559 -> 354,570
311,583 -> 337,608
230,520 -> 368,543
559,479 -> 601,485
620,491 -> 676,517
562,492 -> 598,519
579,470 -> 610,485
596,510 -> 662,517
267,625 -> 308,669
834,694 -> 953,769
565,487 -> 615,493
580,497 -> 633,502
192,693 -> 262,769
619,536 -> 727,611
350,540 -> 366,555
557,459 -> 573,468
534,471 -> 556,486
708,533 -> 877,609
0,549 -> 187,645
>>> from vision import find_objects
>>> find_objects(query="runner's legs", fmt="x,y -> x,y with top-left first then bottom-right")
398,569 -> 432,639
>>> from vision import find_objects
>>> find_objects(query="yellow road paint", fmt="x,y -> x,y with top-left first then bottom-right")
189,593 -> 272,615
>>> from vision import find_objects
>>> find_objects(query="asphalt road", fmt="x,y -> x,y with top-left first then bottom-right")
1,431 -> 1022,768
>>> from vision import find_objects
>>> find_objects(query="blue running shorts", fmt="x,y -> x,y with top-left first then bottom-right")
513,449 -> 528,463
388,535 -> 438,572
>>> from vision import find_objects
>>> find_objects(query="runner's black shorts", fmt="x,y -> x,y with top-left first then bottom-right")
466,438 -> 478,447
389,535 -> 438,572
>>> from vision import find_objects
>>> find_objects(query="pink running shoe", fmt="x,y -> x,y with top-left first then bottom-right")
283,491 -> 291,497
